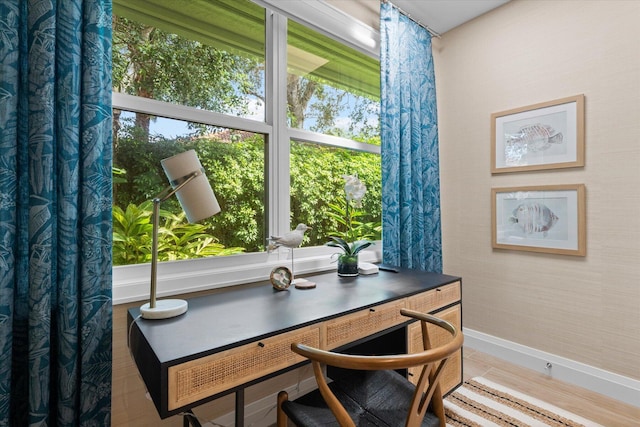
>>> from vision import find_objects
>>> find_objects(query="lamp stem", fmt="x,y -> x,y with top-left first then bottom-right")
140,154 -> 211,320
148,170 -> 200,310
149,197 -> 161,309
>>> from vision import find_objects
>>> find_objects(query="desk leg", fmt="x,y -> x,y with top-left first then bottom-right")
235,389 -> 245,427
183,411 -> 202,427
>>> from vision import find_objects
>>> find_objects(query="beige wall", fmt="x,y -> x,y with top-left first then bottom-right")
435,0 -> 640,380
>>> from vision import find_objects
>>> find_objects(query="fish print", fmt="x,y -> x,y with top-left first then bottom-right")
505,123 -> 563,152
509,202 -> 558,236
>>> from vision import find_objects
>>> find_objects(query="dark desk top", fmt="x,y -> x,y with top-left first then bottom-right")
128,268 -> 460,367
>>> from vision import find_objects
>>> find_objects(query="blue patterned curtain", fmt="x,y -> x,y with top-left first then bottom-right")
0,1 -> 113,425
380,2 -> 442,272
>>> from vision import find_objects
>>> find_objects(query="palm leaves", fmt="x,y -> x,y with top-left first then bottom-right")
112,201 -> 244,265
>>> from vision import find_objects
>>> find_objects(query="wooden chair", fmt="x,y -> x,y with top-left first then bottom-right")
277,308 -> 464,427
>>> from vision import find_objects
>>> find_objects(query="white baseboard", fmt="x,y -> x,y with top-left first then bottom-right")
463,328 -> 640,409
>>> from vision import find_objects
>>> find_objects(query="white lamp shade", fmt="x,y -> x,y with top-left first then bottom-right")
161,150 -> 221,223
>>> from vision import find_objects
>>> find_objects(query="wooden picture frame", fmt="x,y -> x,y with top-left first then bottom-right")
492,184 -> 586,256
491,95 -> 585,173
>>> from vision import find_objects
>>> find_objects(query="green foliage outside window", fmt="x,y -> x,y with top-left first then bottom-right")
112,132 -> 381,266
112,202 -> 245,266
289,141 -> 381,246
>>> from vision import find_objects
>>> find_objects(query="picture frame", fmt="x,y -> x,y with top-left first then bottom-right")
491,95 -> 585,173
491,184 -> 586,256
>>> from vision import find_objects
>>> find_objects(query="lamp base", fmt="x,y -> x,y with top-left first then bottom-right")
140,299 -> 188,319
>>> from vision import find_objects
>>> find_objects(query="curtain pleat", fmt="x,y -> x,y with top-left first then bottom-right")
380,2 -> 442,272
0,0 -> 113,425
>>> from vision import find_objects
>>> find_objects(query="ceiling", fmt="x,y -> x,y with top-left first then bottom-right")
391,0 -> 510,35
328,0 -> 510,35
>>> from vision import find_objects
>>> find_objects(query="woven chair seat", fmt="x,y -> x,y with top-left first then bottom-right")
282,370 -> 441,427
277,309 -> 463,427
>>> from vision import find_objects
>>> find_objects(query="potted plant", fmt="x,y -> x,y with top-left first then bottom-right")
326,174 -> 373,276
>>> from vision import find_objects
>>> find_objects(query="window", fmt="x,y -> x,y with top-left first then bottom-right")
111,0 -> 381,301
113,0 -> 265,120
286,20 -> 381,247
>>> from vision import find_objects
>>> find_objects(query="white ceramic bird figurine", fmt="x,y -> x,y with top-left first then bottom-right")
267,224 -> 311,252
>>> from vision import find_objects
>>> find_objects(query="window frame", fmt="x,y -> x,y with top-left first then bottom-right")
112,2 -> 381,304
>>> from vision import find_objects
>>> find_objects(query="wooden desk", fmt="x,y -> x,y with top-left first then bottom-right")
127,268 -> 462,425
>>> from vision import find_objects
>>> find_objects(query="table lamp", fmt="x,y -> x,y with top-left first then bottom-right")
140,149 -> 221,319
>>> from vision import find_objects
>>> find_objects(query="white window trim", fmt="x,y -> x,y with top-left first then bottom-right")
254,0 -> 379,58
113,243 -> 381,304
266,9 -> 291,256
112,92 -> 272,135
290,128 -> 380,154
112,2 -> 382,305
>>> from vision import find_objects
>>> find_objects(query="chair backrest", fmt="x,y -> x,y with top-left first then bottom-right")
289,308 -> 464,427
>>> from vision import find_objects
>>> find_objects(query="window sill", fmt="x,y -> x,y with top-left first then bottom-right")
112,243 -> 382,305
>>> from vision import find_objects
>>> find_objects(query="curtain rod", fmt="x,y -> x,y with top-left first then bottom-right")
381,0 -> 441,38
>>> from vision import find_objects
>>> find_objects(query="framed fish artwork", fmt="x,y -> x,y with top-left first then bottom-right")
491,95 -> 585,173
492,184 -> 586,256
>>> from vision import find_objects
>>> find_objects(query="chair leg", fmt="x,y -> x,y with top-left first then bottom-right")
277,391 -> 289,427
431,383 -> 445,427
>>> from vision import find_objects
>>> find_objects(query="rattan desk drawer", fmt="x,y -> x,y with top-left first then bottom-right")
324,300 -> 407,349
167,326 -> 320,410
407,281 -> 460,313
407,304 -> 462,394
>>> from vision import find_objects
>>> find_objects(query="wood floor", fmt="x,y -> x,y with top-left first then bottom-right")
462,348 -> 640,426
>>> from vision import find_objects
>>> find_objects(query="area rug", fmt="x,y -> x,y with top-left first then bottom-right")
444,377 -> 604,427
